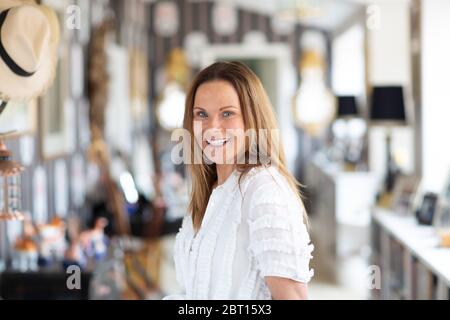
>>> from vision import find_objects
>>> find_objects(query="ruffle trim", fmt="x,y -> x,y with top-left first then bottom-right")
250,182 -> 285,208
248,213 -> 307,234
173,216 -> 192,293
193,185 -> 238,299
259,263 -> 315,284
249,238 -> 314,256
213,206 -> 242,299
237,264 -> 260,299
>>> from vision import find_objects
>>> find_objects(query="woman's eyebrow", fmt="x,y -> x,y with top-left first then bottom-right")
193,107 -> 205,111
219,105 -> 239,111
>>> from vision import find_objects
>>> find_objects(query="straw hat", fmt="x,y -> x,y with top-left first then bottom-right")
0,0 -> 60,102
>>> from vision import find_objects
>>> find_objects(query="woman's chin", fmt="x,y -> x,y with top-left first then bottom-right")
203,150 -> 235,165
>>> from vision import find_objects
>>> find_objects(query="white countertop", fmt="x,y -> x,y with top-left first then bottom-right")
373,208 -> 450,286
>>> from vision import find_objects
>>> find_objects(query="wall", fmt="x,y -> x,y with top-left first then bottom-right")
365,0 -> 415,188
421,0 -> 450,192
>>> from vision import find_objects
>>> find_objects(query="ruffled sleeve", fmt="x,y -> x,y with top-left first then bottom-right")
245,172 -> 314,284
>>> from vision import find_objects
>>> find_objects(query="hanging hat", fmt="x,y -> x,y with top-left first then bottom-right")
0,0 -> 60,102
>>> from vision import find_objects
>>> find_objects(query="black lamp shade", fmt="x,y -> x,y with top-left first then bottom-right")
337,96 -> 358,117
370,86 -> 406,123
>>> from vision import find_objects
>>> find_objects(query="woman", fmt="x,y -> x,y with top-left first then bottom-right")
166,61 -> 314,300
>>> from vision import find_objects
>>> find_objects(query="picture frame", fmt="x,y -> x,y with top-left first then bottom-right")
39,0 -> 76,160
391,175 -> 420,216
442,168 -> 450,201
415,192 -> 438,226
0,99 -> 37,136
433,198 -> 450,247
434,198 -> 450,230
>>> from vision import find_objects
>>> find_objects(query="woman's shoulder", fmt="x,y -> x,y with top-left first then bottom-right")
240,165 -> 298,208
240,165 -> 289,192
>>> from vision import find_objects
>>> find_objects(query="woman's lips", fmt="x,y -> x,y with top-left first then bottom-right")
205,137 -> 230,147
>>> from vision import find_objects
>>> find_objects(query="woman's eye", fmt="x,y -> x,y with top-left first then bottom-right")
196,111 -> 207,118
223,111 -> 233,117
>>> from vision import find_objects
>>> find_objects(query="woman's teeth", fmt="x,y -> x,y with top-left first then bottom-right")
206,138 -> 229,147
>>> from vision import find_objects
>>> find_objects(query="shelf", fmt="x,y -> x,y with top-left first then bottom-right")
372,208 -> 450,299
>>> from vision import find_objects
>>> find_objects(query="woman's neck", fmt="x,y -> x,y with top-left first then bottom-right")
215,164 -> 235,186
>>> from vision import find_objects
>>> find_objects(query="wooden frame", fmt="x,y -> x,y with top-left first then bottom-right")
391,175 -> 421,216
39,0 -> 75,160
0,99 -> 37,137
434,198 -> 450,230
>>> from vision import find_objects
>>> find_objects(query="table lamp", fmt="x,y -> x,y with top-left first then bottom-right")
337,96 -> 358,118
370,86 -> 407,193
332,96 -> 366,167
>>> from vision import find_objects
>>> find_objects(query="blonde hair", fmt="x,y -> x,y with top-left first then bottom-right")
183,61 -> 307,231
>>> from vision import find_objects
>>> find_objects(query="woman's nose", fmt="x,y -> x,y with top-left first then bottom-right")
205,114 -> 222,131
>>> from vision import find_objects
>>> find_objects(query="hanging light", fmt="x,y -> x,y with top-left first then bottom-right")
293,31 -> 336,137
155,48 -> 190,132
0,138 -> 25,221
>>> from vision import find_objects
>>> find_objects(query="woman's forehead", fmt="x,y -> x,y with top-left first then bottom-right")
194,80 -> 240,109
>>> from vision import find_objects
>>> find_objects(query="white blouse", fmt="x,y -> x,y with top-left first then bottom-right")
164,165 -> 314,300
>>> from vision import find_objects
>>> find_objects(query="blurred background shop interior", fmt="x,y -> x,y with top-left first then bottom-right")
0,0 -> 450,300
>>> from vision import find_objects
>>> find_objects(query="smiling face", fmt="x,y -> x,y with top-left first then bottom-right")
193,80 -> 245,165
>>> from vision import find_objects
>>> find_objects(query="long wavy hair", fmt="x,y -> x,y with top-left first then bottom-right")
183,61 -> 306,231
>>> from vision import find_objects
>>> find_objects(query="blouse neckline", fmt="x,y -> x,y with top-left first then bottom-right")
212,168 -> 240,193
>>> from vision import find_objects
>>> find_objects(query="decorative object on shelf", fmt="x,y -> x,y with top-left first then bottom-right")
12,237 -> 38,272
293,31 -> 336,137
415,192 -> 438,226
63,216 -> 86,270
370,86 -> 407,194
434,199 -> 450,247
37,216 -> 67,266
11,213 -> 38,271
390,174 -> 421,216
80,216 -> 109,261
0,138 -> 24,221
155,48 -> 190,132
